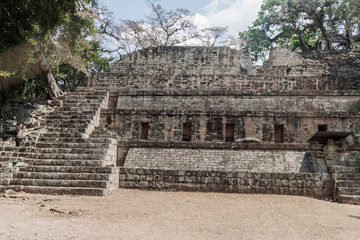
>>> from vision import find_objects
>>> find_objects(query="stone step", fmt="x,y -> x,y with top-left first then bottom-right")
90,129 -> 118,138
31,148 -> 106,154
63,97 -> 103,102
46,124 -> 90,130
20,166 -> 118,174
14,172 -> 112,181
338,195 -> 360,205
335,172 -> 360,180
90,87 -> 115,91
43,119 -> 93,125
37,137 -> 87,144
63,98 -> 101,102
62,101 -> 101,106
48,110 -> 96,116
40,132 -> 86,138
327,160 -> 360,167
0,147 -> 20,152
67,91 -> 108,95
45,115 -> 94,120
26,159 -> 104,167
0,151 -> 18,157
22,153 -> 105,160
0,157 -> 25,163
60,97 -> 106,103
10,178 -> 109,188
35,142 -> 110,149
336,180 -> 360,188
42,130 -> 88,137
63,100 -> 101,104
58,110 -> 99,115
62,103 -> 102,108
329,166 -> 360,173
44,123 -> 94,129
0,186 -> 108,196
37,137 -> 114,144
61,94 -> 107,99
338,187 -> 360,195
62,106 -> 100,111
75,87 -> 103,92
90,137 -> 118,144
65,90 -> 107,95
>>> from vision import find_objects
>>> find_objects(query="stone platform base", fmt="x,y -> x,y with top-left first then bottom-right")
119,168 -> 333,198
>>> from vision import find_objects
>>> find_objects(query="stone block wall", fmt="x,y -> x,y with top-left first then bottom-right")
89,46 -> 360,91
119,168 -> 332,198
115,46 -> 252,68
123,148 -> 328,173
0,144 -> 22,186
113,95 -> 360,114
269,48 -> 305,66
0,168 -> 13,186
93,71 -> 330,91
92,70 -> 360,92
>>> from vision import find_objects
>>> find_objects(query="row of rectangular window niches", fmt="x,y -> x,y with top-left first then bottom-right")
138,122 -> 329,143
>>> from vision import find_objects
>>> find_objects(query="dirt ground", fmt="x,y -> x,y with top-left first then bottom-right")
0,189 -> 359,240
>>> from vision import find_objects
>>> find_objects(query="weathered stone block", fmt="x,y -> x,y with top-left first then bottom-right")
289,180 -> 297,188
314,181 -> 323,188
119,174 -> 126,181
259,179 -> 267,187
139,181 -> 149,188
306,180 -> 315,188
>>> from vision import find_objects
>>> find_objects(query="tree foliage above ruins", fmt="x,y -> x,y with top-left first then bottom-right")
240,0 -> 360,61
0,0 -> 116,104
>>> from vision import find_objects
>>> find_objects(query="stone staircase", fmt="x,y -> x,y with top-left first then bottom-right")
328,154 -> 360,205
1,90 -> 119,196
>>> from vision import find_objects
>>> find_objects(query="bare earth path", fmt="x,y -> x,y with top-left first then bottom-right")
0,189 -> 359,240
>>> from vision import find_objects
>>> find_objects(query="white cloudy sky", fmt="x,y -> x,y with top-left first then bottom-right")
101,0 -> 263,36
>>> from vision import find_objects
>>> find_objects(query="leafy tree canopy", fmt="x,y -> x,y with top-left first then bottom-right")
0,0 -> 115,104
240,0 -> 360,62
0,1 -> 93,51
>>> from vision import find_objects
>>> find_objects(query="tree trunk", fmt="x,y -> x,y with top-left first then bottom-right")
33,43 -> 63,99
319,22 -> 332,51
20,80 -> 28,99
298,32 -> 311,52
346,31 -> 353,50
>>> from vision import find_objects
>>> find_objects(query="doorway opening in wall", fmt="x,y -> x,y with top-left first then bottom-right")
318,124 -> 328,132
274,124 -> 284,143
140,122 -> 149,140
183,122 -> 192,141
225,123 -> 235,142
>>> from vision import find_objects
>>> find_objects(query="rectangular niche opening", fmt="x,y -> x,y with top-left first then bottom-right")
182,122 -> 192,141
274,124 -> 284,143
318,124 -> 328,132
225,123 -> 235,142
140,122 -> 149,140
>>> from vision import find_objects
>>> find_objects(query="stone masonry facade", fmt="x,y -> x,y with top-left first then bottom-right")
1,46 -> 360,204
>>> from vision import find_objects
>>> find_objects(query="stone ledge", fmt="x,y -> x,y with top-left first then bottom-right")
107,90 -> 360,97
102,109 -> 360,118
117,141 -> 321,151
